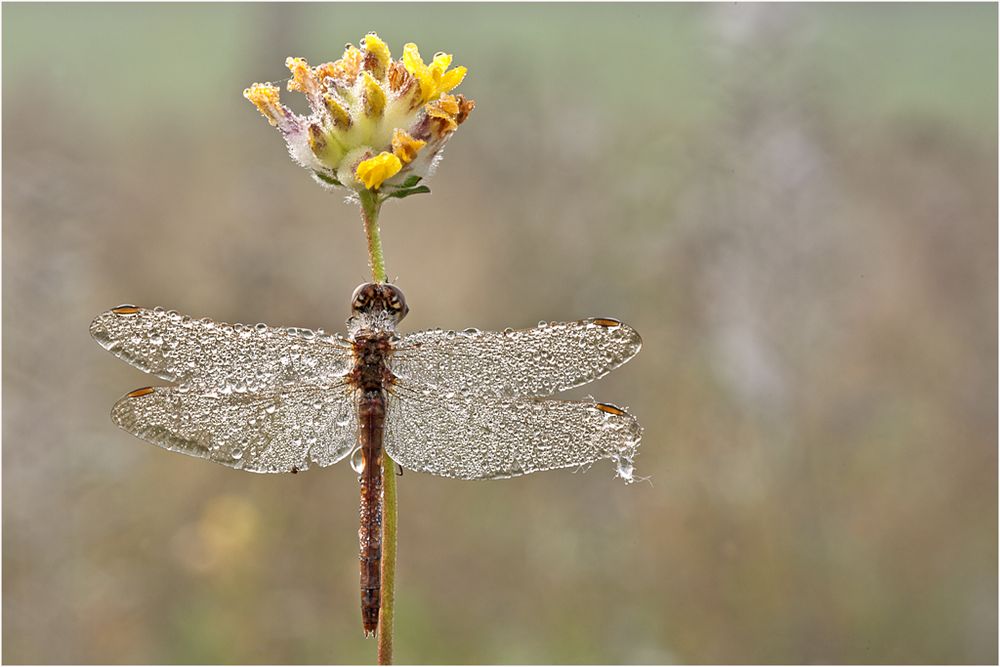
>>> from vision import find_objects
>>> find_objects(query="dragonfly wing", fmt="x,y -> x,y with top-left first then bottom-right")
383,381 -> 642,481
90,306 -> 353,390
390,319 -> 641,398
111,383 -> 358,473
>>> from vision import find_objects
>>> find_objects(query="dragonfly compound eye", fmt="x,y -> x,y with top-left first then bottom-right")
384,284 -> 408,321
351,283 -> 377,312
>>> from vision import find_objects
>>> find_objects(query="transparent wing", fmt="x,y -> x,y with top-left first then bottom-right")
390,318 -> 642,398
111,383 -> 358,473
384,380 -> 642,481
90,306 -> 353,391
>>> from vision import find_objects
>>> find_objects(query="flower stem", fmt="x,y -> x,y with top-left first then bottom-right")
360,190 -> 387,284
359,189 -> 396,664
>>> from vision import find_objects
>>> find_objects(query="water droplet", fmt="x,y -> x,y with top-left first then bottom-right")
232,448 -> 243,460
350,447 -> 365,474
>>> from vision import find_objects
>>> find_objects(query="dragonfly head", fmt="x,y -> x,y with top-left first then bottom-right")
351,282 -> 409,324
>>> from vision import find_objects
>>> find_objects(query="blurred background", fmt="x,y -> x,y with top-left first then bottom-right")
3,3 -> 996,664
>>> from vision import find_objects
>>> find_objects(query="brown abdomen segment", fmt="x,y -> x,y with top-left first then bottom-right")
358,392 -> 385,636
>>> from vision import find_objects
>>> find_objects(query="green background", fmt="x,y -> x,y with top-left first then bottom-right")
3,3 -> 997,663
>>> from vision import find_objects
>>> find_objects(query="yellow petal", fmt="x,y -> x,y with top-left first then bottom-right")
362,33 -> 392,79
286,57 -> 316,94
361,71 -> 386,118
356,152 -> 402,190
434,94 -> 460,116
439,66 -> 467,93
322,94 -> 351,129
331,45 -> 363,84
430,52 -> 453,74
391,129 -> 426,165
402,43 -> 425,76
243,83 -> 285,127
314,61 -> 338,81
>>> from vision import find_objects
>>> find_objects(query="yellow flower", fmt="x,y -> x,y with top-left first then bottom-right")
402,44 -> 467,105
356,152 -> 403,190
244,32 -> 474,196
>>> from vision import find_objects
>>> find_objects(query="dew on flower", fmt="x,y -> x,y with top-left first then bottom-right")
244,33 -> 475,197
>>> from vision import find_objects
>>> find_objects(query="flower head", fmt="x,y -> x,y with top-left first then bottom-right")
245,33 -> 474,197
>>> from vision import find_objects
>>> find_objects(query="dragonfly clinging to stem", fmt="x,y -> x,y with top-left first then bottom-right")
90,283 -> 643,636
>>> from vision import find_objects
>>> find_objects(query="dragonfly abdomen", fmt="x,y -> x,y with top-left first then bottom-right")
352,324 -> 396,637
358,387 -> 386,637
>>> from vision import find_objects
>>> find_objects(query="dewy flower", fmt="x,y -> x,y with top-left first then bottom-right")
244,33 -> 474,197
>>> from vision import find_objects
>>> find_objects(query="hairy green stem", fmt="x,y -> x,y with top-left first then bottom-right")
360,190 -> 387,284
359,189 -> 396,664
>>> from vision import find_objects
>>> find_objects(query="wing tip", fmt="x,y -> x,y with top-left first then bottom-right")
589,317 -> 643,355
90,305 -> 146,348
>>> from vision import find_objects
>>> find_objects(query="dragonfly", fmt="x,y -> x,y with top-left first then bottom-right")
90,282 -> 642,636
